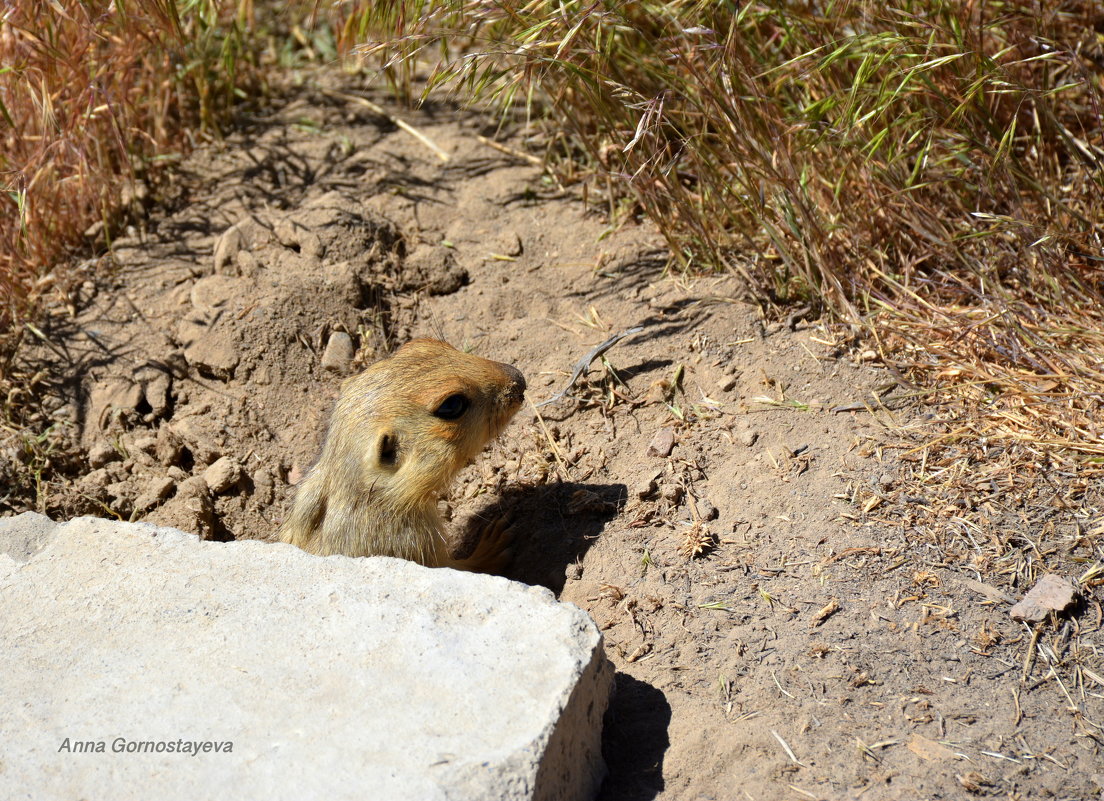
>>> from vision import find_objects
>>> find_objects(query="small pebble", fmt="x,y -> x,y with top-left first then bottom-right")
717,375 -> 737,392
697,499 -> 719,521
1010,574 -> 1077,622
204,456 -> 243,495
647,428 -> 676,457
321,332 -> 355,373
739,429 -> 759,447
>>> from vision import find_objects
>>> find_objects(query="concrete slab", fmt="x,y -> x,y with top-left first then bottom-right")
0,514 -> 610,800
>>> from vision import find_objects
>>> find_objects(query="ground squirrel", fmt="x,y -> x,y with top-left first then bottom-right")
279,339 -> 526,570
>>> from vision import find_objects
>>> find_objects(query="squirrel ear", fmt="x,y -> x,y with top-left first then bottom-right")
377,430 -> 399,467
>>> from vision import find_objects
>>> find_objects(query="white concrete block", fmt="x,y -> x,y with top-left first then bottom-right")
0,514 -> 610,800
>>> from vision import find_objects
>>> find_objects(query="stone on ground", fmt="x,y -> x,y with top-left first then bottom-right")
0,514 -> 611,801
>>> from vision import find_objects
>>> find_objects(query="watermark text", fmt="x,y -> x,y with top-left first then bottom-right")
58,737 -> 233,756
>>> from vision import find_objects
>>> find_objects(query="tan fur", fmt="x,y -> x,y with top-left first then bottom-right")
279,339 -> 525,570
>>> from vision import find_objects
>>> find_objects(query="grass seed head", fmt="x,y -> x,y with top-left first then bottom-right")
679,522 -> 716,559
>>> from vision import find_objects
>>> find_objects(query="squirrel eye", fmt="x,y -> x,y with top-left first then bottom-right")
434,393 -> 469,420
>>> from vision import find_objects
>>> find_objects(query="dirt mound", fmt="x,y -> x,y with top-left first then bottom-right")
68,192 -> 404,538
8,72 -> 1102,800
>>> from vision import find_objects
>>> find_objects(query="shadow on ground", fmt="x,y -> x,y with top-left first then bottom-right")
599,672 -> 670,801
459,481 -> 627,593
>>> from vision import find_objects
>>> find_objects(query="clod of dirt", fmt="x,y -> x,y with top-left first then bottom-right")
134,476 -> 175,514
401,245 -> 469,295
134,366 -> 172,422
659,484 -> 683,504
87,441 -> 120,469
204,457 -> 243,495
183,327 -> 240,382
86,378 -> 144,431
212,219 -> 257,274
633,474 -> 659,500
252,469 -> 275,506
145,476 -> 215,540
647,428 -> 676,457
190,275 -> 248,312
154,426 -> 184,467
1010,573 -> 1077,622
132,435 -> 159,459
105,478 -> 137,508
274,218 -> 323,262
168,418 -> 222,467
321,332 -> 355,373
76,467 -> 114,500
490,230 -> 523,257
287,192 -> 403,271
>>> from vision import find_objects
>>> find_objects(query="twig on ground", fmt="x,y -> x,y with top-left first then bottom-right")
320,89 -> 450,162
537,325 -> 644,407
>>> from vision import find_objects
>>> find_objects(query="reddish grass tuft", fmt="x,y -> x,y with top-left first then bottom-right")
0,0 -> 279,330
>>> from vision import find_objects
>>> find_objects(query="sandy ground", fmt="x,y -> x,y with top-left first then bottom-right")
7,69 -> 1103,800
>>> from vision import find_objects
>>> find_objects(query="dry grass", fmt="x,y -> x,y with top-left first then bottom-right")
1,0 -> 252,506
5,2 -> 199,325
354,2 -> 1103,288
352,0 -> 1104,543
0,0 -> 342,334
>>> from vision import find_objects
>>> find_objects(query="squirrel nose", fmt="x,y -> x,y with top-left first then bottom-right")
501,363 -> 526,403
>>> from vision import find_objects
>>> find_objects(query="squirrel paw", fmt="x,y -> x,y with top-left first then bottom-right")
448,514 -> 514,574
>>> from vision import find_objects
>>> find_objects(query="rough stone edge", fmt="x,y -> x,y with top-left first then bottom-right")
0,511 -> 61,562
534,633 -> 614,801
